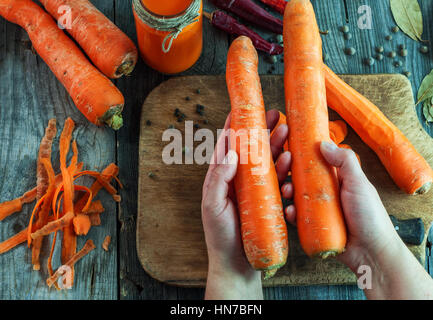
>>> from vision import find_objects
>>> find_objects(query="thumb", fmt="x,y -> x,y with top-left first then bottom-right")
320,141 -> 365,180
215,149 -> 238,182
203,150 -> 238,213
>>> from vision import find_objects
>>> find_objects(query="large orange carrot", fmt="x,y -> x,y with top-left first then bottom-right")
324,65 -> 433,195
0,0 -> 125,129
284,0 -> 346,258
39,0 -> 138,79
227,36 -> 288,278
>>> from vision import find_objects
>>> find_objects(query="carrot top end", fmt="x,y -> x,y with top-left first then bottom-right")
100,106 -> 123,130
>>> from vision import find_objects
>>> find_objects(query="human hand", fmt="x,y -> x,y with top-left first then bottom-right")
316,142 -> 433,300
201,109 -> 291,299
285,141 -> 400,272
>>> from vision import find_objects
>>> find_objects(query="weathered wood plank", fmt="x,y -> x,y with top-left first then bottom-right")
344,0 -> 433,275
344,0 -> 433,137
115,0 -> 229,300
0,0 -> 117,299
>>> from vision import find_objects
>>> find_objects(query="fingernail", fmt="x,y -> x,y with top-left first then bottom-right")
321,141 -> 337,151
224,150 -> 237,165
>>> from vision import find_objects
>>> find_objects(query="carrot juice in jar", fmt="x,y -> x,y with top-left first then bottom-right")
132,0 -> 203,74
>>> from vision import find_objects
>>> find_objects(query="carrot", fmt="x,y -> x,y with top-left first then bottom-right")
85,200 -> 105,226
57,118 -> 77,284
0,163 -> 85,222
0,0 -> 125,129
102,236 -> 111,251
36,119 -> 57,200
0,228 -> 28,255
227,36 -> 288,278
324,65 -> 433,195
32,119 -> 57,270
31,211 -> 74,240
0,199 -> 24,222
32,158 -> 57,270
46,239 -> 95,289
72,214 -> 91,236
39,0 -> 138,79
328,120 -> 348,145
84,200 -> 105,215
271,113 -> 348,150
33,165 -> 116,239
284,0 -> 346,258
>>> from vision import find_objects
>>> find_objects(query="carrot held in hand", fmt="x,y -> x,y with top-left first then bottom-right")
324,65 -> 433,195
0,0 -> 125,129
227,36 -> 288,278
284,0 -> 346,258
39,0 -> 138,79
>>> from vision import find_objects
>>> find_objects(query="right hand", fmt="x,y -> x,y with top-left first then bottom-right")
285,141 -> 400,272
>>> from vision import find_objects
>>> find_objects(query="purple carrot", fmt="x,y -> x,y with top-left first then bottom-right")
206,11 -> 283,55
211,0 -> 283,34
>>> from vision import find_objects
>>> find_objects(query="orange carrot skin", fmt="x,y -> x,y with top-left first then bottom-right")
0,228 -> 27,255
227,36 -> 288,277
325,65 -> 433,195
284,0 -> 346,258
0,199 -> 22,221
329,120 -> 348,145
0,0 -> 125,129
40,0 -> 138,79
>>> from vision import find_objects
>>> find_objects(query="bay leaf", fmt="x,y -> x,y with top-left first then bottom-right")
422,101 -> 433,123
417,69 -> 433,104
390,0 -> 423,41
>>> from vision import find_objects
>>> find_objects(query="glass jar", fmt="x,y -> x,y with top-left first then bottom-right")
132,0 -> 203,74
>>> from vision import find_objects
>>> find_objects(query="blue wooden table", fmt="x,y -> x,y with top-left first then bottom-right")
0,0 -> 432,300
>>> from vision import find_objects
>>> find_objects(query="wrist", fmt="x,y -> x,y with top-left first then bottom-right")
206,252 -> 263,300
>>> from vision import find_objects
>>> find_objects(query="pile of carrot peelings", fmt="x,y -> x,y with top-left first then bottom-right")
0,118 -> 122,289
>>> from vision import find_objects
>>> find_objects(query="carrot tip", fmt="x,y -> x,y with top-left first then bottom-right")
263,268 -> 279,280
415,182 -> 432,195
315,249 -> 344,260
100,106 -> 123,130
115,53 -> 137,77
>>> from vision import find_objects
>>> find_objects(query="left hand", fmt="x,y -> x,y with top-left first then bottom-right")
201,109 -> 292,299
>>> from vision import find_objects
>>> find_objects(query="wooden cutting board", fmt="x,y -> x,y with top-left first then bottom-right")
137,74 -> 433,287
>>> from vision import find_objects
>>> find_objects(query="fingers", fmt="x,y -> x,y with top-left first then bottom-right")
203,114 -> 232,193
285,205 -> 296,226
281,182 -> 296,226
320,141 -> 366,183
275,151 -> 291,185
281,182 -> 293,199
270,124 -> 289,160
266,109 -> 281,131
202,150 -> 238,216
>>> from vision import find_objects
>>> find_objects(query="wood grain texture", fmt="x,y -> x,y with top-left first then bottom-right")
0,0 -> 117,300
1,0 -> 431,300
115,0 -> 228,300
137,74 -> 433,287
